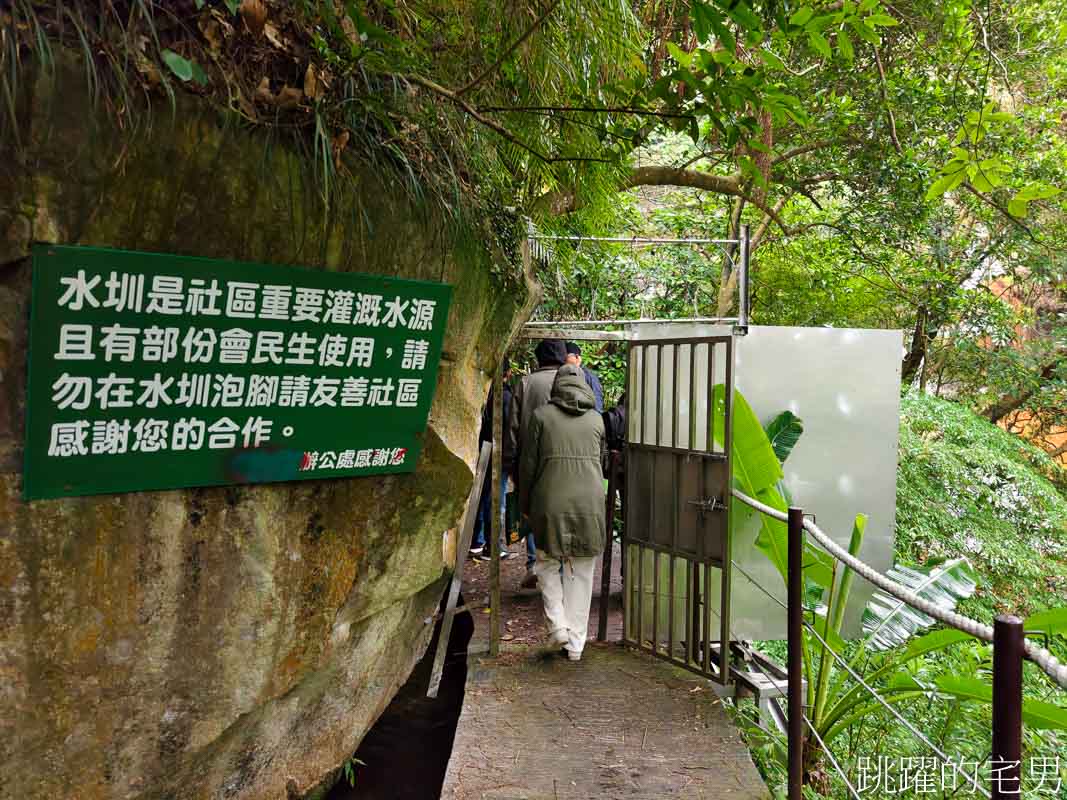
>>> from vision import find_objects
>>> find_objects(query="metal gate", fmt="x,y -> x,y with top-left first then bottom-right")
623,335 -> 735,684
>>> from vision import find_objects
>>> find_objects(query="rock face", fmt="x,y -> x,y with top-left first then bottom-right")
0,64 -> 536,799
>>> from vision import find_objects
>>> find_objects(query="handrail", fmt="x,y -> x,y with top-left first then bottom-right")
731,487 -> 1067,690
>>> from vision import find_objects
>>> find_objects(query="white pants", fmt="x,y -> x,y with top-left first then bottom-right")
533,550 -> 596,655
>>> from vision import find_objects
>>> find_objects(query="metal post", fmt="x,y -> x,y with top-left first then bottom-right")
489,363 -> 504,656
597,451 -> 620,641
738,223 -> 750,334
787,507 -> 804,800
992,614 -> 1023,799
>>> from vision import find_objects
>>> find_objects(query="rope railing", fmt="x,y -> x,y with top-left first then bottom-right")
730,488 -> 1067,691
728,487 -> 1058,800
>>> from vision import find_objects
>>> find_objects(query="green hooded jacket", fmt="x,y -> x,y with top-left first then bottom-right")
519,364 -> 608,558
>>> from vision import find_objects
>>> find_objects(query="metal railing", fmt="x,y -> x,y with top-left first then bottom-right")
730,487 -> 1067,800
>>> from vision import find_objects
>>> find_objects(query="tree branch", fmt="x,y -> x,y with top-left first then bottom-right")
625,166 -> 792,232
962,183 -> 1040,244
770,139 -> 843,166
402,74 -> 611,164
476,105 -> 694,119
873,45 -> 903,155
456,0 -> 563,96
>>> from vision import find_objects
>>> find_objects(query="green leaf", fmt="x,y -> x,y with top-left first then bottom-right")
807,30 -> 832,58
971,172 -> 994,192
837,30 -> 854,62
1026,607 -> 1067,637
189,61 -> 208,86
708,12 -> 737,53
850,19 -> 881,44
758,48 -> 786,70
899,628 -> 976,661
724,1 -> 762,31
224,0 -> 240,14
866,13 -> 899,26
1008,196 -> 1029,217
161,49 -> 194,82
1017,183 -> 1062,201
859,0 -> 879,11
764,411 -> 804,463
790,7 -> 814,26
810,610 -> 847,653
925,173 -> 957,201
194,0 -> 205,8
692,2 -> 713,42
666,42 -> 692,68
933,677 -> 1067,731
862,558 -> 978,650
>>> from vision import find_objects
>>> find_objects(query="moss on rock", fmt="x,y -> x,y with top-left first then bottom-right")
0,58 -> 540,800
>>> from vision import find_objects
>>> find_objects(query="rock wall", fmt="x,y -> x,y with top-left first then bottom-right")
0,63 -> 537,799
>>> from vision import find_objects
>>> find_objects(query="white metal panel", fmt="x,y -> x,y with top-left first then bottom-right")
724,325 -> 902,639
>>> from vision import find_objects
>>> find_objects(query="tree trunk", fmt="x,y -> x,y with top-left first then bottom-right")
901,306 -> 930,385
985,360 -> 1059,423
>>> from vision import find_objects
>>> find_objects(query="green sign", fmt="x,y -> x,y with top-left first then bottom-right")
24,245 -> 452,500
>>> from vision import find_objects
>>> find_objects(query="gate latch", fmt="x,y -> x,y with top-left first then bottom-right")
687,497 -> 727,519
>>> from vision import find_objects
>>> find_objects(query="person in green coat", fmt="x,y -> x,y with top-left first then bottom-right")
519,363 -> 607,661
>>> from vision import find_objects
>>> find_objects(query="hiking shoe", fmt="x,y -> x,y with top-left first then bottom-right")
566,649 -> 582,661
469,546 -> 484,556
500,550 -> 516,560
473,552 -> 491,562
520,570 -> 538,589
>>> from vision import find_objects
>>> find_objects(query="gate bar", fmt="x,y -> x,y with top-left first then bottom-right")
738,224 -> 751,334
788,507 -> 805,800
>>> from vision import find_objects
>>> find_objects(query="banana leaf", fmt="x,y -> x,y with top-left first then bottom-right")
764,410 -> 804,464
1025,607 -> 1067,638
713,386 -> 832,589
862,558 -> 978,651
888,674 -> 1067,731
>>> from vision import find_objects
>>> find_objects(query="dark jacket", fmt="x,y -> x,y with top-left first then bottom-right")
519,365 -> 607,558
581,365 -> 604,412
602,396 -> 626,451
479,383 -> 512,445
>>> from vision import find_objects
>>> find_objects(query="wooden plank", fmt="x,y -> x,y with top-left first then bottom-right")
426,441 -> 492,698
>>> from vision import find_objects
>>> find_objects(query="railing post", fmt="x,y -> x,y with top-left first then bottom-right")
788,507 -> 804,800
992,614 -> 1023,799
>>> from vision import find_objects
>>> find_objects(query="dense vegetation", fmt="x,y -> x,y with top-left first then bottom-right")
7,2 -> 1065,797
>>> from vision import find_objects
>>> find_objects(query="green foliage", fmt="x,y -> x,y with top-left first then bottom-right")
732,389 -> 1067,796
896,392 -> 1067,616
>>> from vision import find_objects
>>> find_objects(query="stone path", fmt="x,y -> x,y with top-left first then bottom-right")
441,642 -> 770,800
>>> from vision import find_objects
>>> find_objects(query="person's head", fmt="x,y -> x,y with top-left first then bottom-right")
565,341 -> 581,367
534,338 -> 567,368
